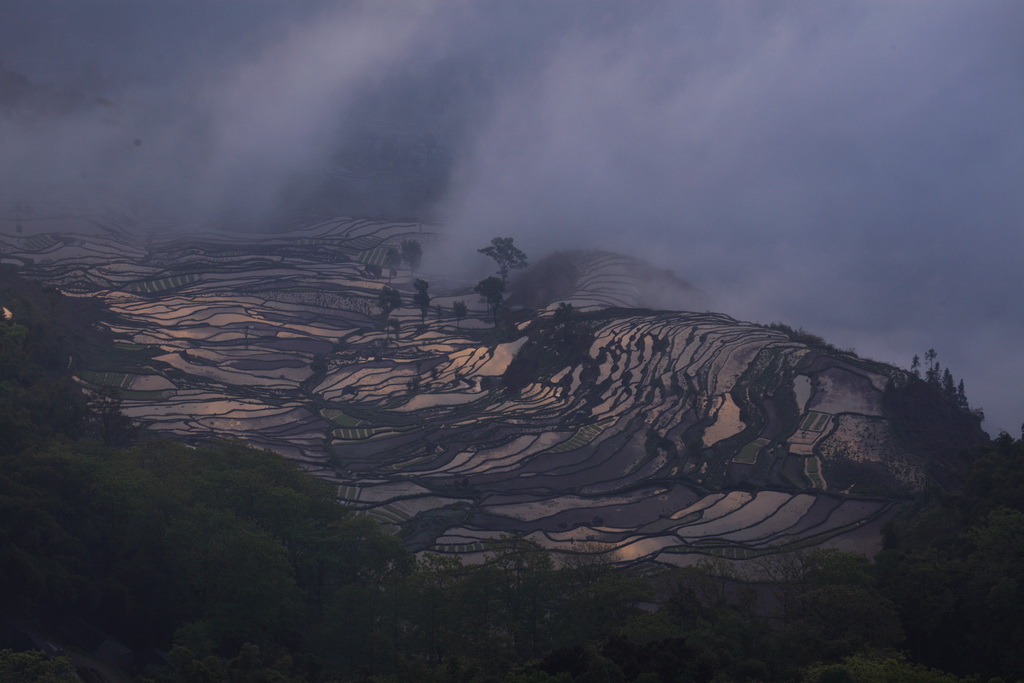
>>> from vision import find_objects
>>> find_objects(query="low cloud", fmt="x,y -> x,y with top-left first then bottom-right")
2,1 -> 1021,431
440,1 -> 1024,432
0,2 -> 456,224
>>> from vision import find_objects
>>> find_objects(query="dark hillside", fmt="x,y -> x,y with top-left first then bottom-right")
0,266 -> 116,369
886,377 -> 988,489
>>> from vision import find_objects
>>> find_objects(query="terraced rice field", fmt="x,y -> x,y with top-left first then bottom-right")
805,456 -> 825,489
126,273 -> 201,293
0,206 -> 911,566
801,411 -> 830,431
78,370 -> 136,390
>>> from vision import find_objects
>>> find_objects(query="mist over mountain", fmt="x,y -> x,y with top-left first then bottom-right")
1,0 -> 1022,432
4,6 -> 1024,678
0,208 -> 1004,680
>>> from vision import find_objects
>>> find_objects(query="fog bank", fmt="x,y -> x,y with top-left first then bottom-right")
2,1 -> 1021,432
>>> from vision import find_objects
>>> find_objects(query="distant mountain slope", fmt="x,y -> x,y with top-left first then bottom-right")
0,209 -> 986,567
507,250 -> 708,313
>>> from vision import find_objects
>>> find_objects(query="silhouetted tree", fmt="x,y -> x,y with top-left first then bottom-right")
924,349 -> 939,385
453,300 -> 468,329
413,279 -> 431,326
378,287 -> 402,341
479,237 -> 528,283
377,286 -> 402,317
384,248 -> 401,283
942,367 -> 956,401
401,239 -> 422,272
474,277 -> 505,326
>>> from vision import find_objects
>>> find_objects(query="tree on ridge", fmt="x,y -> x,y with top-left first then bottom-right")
384,248 -> 401,283
401,239 -> 423,272
479,237 -> 528,283
474,277 -> 505,326
453,300 -> 467,329
378,287 -> 402,341
413,278 -> 431,327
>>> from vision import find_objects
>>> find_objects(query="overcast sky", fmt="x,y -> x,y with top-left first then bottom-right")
2,1 -> 1022,433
